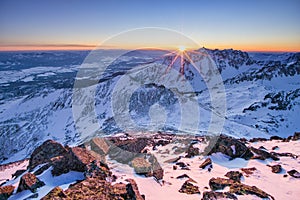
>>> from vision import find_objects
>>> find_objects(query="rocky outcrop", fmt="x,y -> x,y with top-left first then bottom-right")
224,171 -> 243,182
230,183 -> 274,200
178,180 -> 200,195
206,135 -> 253,159
0,185 -> 15,200
240,167 -> 257,176
17,172 -> 45,193
250,147 -> 279,161
209,177 -> 236,190
185,144 -> 199,158
131,157 -> 152,175
201,191 -> 237,200
28,140 -> 67,170
42,178 -> 144,200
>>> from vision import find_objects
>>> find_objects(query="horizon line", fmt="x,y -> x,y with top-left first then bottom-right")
0,44 -> 299,53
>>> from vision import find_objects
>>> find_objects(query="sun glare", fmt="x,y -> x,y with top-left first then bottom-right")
178,45 -> 186,52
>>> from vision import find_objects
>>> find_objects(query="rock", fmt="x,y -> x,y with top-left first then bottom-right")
0,185 -> 15,200
131,157 -> 152,175
292,132 -> 300,141
164,156 -> 181,163
270,136 -> 283,140
258,146 -> 268,151
267,164 -> 282,173
230,183 -> 274,200
272,146 -> 279,150
201,191 -> 237,200
185,144 -> 199,158
224,171 -> 243,182
149,155 -> 164,180
250,147 -> 279,161
125,179 -> 145,200
41,187 -> 66,200
173,165 -> 177,170
249,137 -> 268,143
17,172 -> 45,193
199,158 -> 212,169
176,174 -> 190,179
51,146 -> 98,176
178,180 -> 200,195
209,177 -> 236,190
287,169 -> 300,178
271,151 -> 298,159
175,162 -> 190,170
206,135 -> 254,159
240,167 -> 257,176
12,169 -> 26,179
28,140 -> 67,170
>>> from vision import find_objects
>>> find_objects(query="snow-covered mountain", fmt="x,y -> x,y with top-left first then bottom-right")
0,49 -> 299,164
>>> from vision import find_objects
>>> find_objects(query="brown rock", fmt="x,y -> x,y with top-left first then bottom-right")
28,140 -> 67,170
272,146 -> 279,150
179,180 -> 200,195
89,137 -> 110,155
41,187 -> 67,200
230,183 -> 274,200
185,144 -> 200,158
250,147 -> 279,161
201,191 -> 237,200
270,152 -> 298,159
267,164 -> 282,173
131,157 -> 152,175
209,177 -> 236,190
287,169 -> 300,178
241,167 -> 257,176
224,171 -> 243,182
17,172 -> 45,193
199,158 -> 212,169
206,135 -> 254,159
0,185 -> 15,200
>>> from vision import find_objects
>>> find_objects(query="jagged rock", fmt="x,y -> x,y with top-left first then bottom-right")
149,155 -> 164,180
250,147 -> 279,161
201,191 -> 237,200
224,171 -> 243,182
17,172 -> 45,193
175,162 -> 190,170
240,167 -> 257,176
287,169 -> 300,178
292,132 -> 300,141
199,158 -> 212,169
131,157 -> 152,175
249,137 -> 268,143
12,169 -> 26,179
270,136 -> 283,140
28,140 -> 67,170
51,146 -> 99,176
230,183 -> 274,200
209,177 -> 236,190
267,164 -> 282,173
271,152 -> 298,159
125,179 -> 145,200
206,135 -> 254,159
41,187 -> 66,200
185,144 -> 199,158
176,174 -> 190,179
0,185 -> 15,200
178,180 -> 200,194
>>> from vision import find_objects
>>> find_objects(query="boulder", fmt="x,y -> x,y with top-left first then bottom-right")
201,191 -> 237,200
89,137 -> 110,155
287,169 -> 300,178
230,183 -> 274,200
206,135 -> 253,160
199,158 -> 212,169
131,157 -> 152,175
209,177 -> 236,190
224,171 -> 243,182
267,164 -> 282,173
17,172 -> 45,193
240,167 -> 257,176
0,185 -> 15,200
185,144 -> 200,158
178,180 -> 200,195
28,140 -> 67,170
250,147 -> 279,161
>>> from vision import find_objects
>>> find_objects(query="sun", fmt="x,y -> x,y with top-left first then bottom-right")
178,45 -> 186,52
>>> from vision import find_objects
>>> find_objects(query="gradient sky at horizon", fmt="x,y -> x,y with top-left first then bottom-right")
0,0 -> 299,51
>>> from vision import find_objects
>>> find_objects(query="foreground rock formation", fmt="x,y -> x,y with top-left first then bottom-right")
0,131 -> 299,199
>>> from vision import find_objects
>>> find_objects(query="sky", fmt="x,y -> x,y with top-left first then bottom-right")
0,0 -> 299,52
